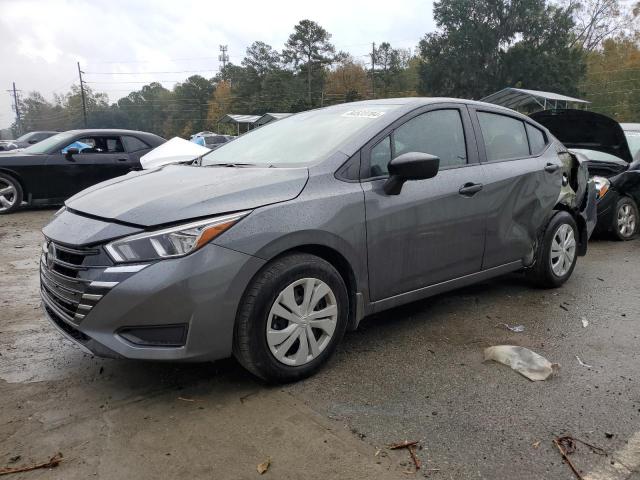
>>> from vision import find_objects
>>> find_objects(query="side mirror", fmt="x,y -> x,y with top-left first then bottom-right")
65,147 -> 79,161
383,152 -> 440,195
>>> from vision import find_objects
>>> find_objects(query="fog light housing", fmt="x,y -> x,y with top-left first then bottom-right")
118,324 -> 188,347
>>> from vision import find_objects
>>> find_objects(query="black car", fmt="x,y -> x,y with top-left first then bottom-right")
532,109 -> 639,240
0,129 -> 165,214
0,131 -> 59,151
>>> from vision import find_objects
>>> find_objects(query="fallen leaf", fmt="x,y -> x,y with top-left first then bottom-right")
532,441 -> 541,448
257,458 -> 271,474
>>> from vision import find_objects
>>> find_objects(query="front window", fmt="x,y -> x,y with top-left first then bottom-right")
201,105 -> 398,167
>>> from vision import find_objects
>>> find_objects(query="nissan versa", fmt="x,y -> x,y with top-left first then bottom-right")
40,99 -> 597,382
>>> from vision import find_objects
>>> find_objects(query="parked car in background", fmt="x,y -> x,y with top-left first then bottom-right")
190,132 -> 234,150
0,129 -> 165,214
532,110 -> 639,240
41,99 -> 595,382
0,131 -> 58,151
621,123 -> 640,162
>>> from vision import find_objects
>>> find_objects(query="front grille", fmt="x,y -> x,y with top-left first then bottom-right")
40,240 -> 115,325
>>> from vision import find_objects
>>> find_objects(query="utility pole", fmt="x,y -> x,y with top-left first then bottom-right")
219,45 -> 229,70
77,61 -> 88,127
371,42 -> 376,98
9,82 -> 22,134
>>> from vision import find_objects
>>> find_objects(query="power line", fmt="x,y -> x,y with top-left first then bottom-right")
84,69 -> 219,75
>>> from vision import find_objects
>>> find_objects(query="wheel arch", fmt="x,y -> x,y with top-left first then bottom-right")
0,168 -> 26,195
551,204 -> 587,256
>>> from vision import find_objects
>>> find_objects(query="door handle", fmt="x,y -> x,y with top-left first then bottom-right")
459,182 -> 483,196
117,158 -> 129,162
544,163 -> 559,173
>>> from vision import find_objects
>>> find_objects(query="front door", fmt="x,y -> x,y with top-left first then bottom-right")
363,105 -> 487,301
46,135 -> 131,201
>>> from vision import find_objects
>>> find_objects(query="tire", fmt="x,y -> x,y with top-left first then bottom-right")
233,253 -> 349,383
527,211 -> 578,288
0,173 -> 23,214
612,196 -> 638,241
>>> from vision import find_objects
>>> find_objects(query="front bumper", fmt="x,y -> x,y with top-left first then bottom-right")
41,239 -> 265,362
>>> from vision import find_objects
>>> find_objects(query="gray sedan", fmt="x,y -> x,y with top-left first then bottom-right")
40,98 -> 596,382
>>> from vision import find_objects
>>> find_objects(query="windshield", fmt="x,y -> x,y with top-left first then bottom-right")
201,105 -> 398,167
15,132 -> 35,142
22,132 -> 75,154
624,131 -> 640,161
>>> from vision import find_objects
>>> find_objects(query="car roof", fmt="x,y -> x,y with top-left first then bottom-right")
621,123 -> 640,131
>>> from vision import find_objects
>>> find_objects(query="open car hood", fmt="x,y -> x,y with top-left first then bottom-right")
140,136 -> 211,169
531,109 -> 633,163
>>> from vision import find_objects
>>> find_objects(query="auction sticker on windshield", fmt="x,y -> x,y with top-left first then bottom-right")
341,110 -> 386,119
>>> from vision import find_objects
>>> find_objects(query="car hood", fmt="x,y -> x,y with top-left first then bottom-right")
531,109 -> 633,163
66,164 -> 309,227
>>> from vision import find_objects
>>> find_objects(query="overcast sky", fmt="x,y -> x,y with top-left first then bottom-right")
0,0 -> 435,129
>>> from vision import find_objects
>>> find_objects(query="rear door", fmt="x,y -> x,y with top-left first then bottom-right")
469,108 -> 562,269
363,104 -> 487,301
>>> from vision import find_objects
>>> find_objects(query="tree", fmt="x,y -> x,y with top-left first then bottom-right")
418,0 -> 586,99
242,41 -> 281,78
373,42 -> 410,96
325,58 -> 369,103
206,80 -> 234,133
283,20 -> 336,105
581,35 -> 640,121
565,0 -> 639,52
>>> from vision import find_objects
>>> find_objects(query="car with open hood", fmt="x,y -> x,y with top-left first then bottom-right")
0,129 -> 165,214
531,109 -> 639,240
40,98 -> 596,382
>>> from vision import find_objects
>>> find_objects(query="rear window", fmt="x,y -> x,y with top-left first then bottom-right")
478,112 -> 529,161
526,124 -> 547,155
123,136 -> 150,152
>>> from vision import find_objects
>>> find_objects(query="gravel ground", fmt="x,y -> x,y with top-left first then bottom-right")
1,208 -> 638,479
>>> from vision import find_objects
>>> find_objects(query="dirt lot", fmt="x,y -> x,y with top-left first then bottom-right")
1,209 -> 639,479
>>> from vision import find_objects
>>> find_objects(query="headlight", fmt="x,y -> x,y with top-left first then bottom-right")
105,211 -> 250,263
592,176 -> 610,199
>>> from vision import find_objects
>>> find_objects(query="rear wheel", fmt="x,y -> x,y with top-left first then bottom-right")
612,196 -> 638,241
0,173 -> 23,214
233,253 -> 348,383
527,211 -> 578,288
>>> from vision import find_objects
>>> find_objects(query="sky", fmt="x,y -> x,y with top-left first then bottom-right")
0,0 -> 435,129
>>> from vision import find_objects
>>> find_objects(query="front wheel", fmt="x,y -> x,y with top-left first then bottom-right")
233,253 -> 349,383
0,173 -> 23,214
612,196 -> 638,241
527,211 -> 578,288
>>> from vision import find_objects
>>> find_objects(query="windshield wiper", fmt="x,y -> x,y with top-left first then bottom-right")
205,162 -> 257,168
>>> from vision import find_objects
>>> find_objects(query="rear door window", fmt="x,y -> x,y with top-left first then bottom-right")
526,124 -> 547,155
477,112 -> 530,161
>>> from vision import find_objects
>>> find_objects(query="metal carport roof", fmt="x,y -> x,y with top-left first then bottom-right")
254,112 -> 293,126
481,88 -> 590,110
219,114 -> 262,125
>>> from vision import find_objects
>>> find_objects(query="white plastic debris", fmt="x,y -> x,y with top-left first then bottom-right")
581,317 -> 589,328
140,137 -> 210,169
575,355 -> 593,368
497,323 -> 525,333
484,346 -> 558,381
